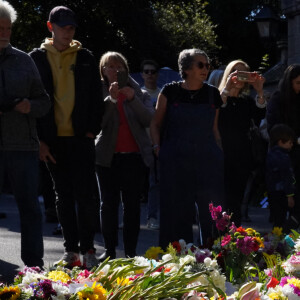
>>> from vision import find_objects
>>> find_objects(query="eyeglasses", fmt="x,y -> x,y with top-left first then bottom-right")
143,69 -> 157,75
196,61 -> 210,70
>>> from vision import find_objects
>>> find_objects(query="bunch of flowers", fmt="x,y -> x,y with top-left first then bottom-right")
209,203 -> 265,285
2,253 -> 228,300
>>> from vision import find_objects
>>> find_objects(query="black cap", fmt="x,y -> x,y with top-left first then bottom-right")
49,6 -> 77,27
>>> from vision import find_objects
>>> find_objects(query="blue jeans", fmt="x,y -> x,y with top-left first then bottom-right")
0,151 -> 44,267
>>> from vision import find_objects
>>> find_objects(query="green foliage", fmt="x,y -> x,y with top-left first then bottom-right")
152,0 -> 219,56
258,54 -> 271,73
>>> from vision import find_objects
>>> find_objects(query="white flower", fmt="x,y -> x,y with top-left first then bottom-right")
101,264 -> 110,275
179,255 -> 195,266
134,256 -> 150,267
22,287 -> 34,297
203,257 -> 212,267
282,284 -> 299,300
20,272 -> 47,285
162,253 -> 173,262
52,282 -> 70,300
295,237 -> 300,253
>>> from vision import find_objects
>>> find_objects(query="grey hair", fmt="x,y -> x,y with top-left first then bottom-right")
0,1 -> 17,23
178,49 -> 209,79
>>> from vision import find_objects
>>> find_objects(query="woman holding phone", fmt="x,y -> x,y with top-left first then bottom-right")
95,51 -> 154,260
218,60 -> 266,226
151,49 -> 224,248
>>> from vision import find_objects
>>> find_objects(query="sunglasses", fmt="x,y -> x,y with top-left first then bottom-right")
196,61 -> 210,70
143,69 -> 157,75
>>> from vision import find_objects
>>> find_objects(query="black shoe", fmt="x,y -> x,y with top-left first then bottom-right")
99,250 -> 116,262
0,212 -> 6,219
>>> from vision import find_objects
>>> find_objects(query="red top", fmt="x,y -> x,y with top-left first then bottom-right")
115,93 -> 140,153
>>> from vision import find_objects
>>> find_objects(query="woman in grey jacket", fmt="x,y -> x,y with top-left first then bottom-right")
95,51 -> 154,260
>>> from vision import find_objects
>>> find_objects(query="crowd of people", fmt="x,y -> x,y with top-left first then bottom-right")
1,1 -> 300,271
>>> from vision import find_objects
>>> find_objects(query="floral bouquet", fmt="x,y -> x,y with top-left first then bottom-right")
209,203 -> 264,285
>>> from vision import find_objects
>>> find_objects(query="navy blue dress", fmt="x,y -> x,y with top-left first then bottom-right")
159,82 -> 224,248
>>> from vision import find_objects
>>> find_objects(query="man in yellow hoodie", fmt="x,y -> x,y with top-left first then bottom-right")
29,6 -> 103,269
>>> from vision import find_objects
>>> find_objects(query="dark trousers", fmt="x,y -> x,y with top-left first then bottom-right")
268,191 -> 288,228
47,137 -> 97,254
0,151 -> 44,267
96,153 -> 146,256
224,158 -> 250,227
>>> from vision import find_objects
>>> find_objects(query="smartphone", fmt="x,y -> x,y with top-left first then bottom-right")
236,71 -> 257,82
117,70 -> 128,88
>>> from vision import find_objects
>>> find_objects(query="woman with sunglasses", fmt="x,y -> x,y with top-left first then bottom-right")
218,60 -> 266,226
150,49 -> 224,248
95,51 -> 154,260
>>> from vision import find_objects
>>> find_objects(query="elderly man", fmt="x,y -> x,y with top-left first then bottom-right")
0,0 -> 50,267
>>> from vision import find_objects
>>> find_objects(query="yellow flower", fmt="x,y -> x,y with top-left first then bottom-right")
144,246 -> 164,260
256,237 -> 264,248
0,286 -> 21,300
77,282 -> 107,300
272,227 -> 283,237
287,278 -> 300,288
116,277 -> 130,286
47,270 -> 71,283
245,228 -> 257,236
268,292 -> 287,299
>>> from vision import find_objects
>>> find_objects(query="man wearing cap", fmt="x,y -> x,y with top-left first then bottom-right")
29,6 -> 103,269
0,0 -> 50,268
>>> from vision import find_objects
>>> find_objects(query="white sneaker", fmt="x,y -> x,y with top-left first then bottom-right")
147,218 -> 159,230
54,252 -> 81,268
83,249 -> 99,269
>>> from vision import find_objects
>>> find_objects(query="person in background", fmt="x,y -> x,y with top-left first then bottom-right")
141,59 -> 161,230
29,6 -> 103,269
96,51 -> 154,260
266,124 -> 295,229
218,60 -> 266,227
141,60 -> 161,107
151,49 -> 224,249
267,64 -> 300,225
0,0 -> 50,267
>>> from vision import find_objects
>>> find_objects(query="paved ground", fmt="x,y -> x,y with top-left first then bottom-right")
0,193 -> 272,284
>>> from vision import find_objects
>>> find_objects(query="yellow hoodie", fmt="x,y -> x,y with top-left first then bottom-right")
41,38 -> 82,136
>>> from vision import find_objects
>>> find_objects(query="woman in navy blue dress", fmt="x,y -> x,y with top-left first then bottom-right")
150,49 -> 224,248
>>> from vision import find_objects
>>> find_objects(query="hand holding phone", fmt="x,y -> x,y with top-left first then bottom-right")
117,70 -> 128,89
236,71 -> 257,83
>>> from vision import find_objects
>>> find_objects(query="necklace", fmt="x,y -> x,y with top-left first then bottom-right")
184,81 -> 202,100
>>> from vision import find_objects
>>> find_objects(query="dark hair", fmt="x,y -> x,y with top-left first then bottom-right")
140,60 -> 159,72
278,64 -> 300,128
269,124 -> 295,147
178,49 -> 209,79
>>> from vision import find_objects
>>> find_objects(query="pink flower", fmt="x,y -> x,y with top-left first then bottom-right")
236,236 -> 256,255
209,203 -> 231,231
221,234 -> 232,247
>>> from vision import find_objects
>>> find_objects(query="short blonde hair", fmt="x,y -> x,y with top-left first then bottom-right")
99,51 -> 129,85
218,60 -> 250,94
0,0 -> 17,23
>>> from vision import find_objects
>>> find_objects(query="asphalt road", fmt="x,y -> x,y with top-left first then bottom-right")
0,193 -> 272,284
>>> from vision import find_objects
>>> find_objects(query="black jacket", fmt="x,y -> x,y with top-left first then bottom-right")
266,145 -> 295,195
29,47 -> 103,146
